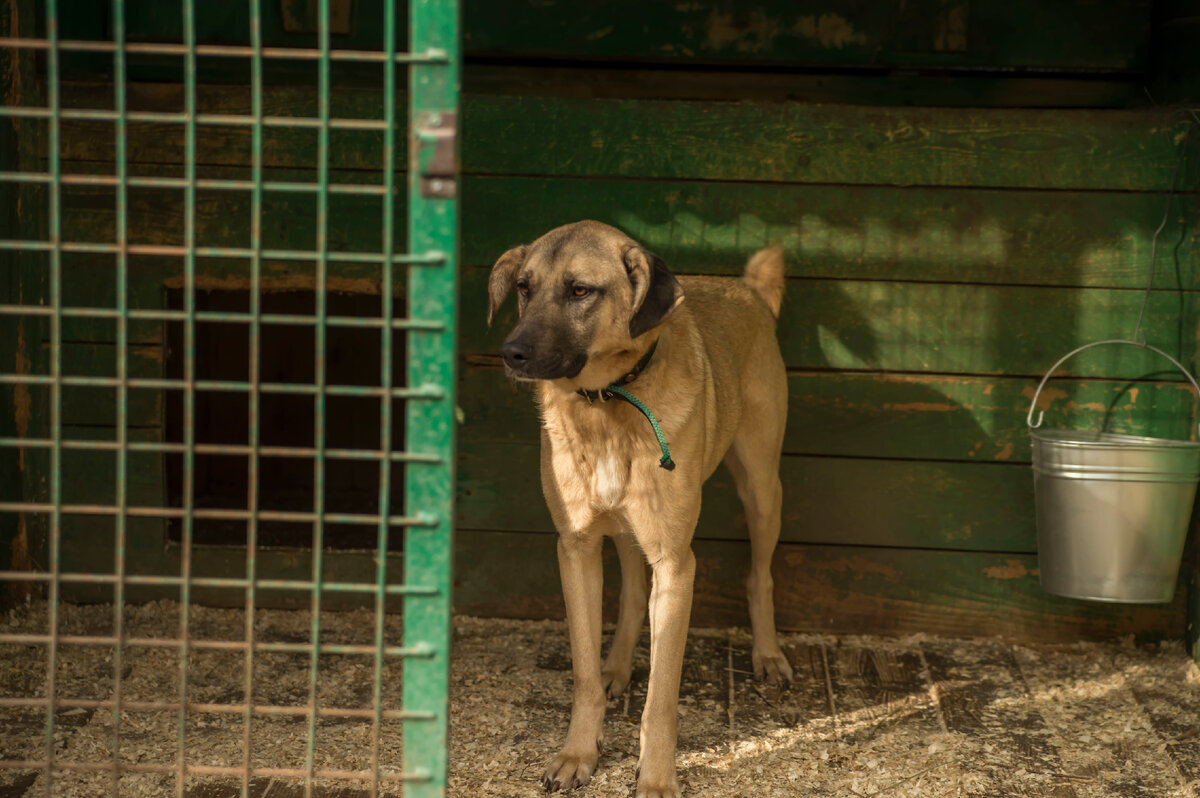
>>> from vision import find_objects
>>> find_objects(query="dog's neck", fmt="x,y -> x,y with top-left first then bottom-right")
544,332 -> 664,397
575,339 -> 659,401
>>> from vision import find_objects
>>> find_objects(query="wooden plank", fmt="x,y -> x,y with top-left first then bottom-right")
450,530 -> 1187,643
54,1 -> 1149,73
457,442 -> 1040,551
1,0 -> 45,592
923,640 -> 1081,796
775,281 -> 1199,378
471,268 -> 1200,378
56,83 -> 1191,191
460,177 -> 1200,287
58,82 -> 394,172
1013,644 -> 1190,795
1124,637 -> 1200,782
458,366 -> 1199,461
826,642 -> 943,756
1152,0 -> 1200,104
463,63 -> 1143,109
58,343 -> 164,427
59,426 -> 164,509
727,635 -> 832,732
58,174 -> 1200,290
58,178 -> 394,261
58,533 -> 408,611
463,97 -> 1190,191
463,0 -> 1150,73
829,643 -> 929,717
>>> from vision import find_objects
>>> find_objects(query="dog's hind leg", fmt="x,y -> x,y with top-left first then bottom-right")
602,531 -> 647,699
725,427 -> 795,685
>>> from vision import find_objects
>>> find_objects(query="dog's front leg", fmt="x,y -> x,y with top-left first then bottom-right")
636,544 -> 696,798
542,530 -> 606,792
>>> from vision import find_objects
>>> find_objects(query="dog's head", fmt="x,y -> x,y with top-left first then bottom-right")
487,220 -> 684,387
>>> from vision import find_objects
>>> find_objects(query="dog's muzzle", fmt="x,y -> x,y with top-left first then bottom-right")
501,336 -> 586,380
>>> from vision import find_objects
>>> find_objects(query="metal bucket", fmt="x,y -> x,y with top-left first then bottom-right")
1027,340 -> 1200,603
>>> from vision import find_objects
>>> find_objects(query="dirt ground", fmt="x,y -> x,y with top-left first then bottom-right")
0,602 -> 1197,797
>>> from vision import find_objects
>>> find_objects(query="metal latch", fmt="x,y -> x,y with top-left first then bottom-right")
412,112 -> 458,199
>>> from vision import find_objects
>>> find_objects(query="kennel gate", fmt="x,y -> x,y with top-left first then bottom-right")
0,0 -> 459,795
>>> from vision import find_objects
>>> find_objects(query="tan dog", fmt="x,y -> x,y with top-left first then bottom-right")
488,221 -> 793,798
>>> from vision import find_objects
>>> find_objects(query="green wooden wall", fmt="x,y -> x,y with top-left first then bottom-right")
4,0 -> 1199,645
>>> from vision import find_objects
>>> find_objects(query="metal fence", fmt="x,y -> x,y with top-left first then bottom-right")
0,0 -> 458,795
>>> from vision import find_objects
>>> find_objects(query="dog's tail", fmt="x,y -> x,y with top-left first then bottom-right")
743,245 -> 785,318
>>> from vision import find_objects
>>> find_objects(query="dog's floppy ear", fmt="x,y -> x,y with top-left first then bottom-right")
624,246 -> 684,339
487,245 -> 527,327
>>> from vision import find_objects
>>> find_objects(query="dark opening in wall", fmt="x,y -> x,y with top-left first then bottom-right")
165,289 -> 405,551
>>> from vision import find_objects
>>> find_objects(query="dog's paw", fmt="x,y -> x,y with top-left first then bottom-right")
541,744 -> 601,793
752,646 -> 795,686
601,664 -> 631,700
634,762 -> 681,798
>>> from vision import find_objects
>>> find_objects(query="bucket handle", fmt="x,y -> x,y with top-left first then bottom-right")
1026,339 -> 1200,441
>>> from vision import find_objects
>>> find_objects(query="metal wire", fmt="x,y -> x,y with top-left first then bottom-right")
242,6 -> 264,791
305,3 -> 333,793
0,241 -> 445,264
110,2 -> 129,790
0,36 -> 449,63
1133,120 -> 1195,347
43,1 -> 64,792
371,0 -> 400,791
0,1 -> 457,793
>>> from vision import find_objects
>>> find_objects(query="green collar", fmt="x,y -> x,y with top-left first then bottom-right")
575,340 -> 674,471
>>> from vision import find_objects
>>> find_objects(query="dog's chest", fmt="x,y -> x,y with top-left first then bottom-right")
549,424 -> 634,512
587,442 -> 629,510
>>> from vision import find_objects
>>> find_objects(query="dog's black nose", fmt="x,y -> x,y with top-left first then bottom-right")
501,340 -> 534,369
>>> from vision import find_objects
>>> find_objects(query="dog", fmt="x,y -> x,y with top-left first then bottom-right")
487,220 -> 794,798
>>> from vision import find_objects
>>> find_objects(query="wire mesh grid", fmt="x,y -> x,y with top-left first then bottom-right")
0,0 -> 457,795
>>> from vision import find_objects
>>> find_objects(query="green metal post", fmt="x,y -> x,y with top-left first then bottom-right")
405,0 -> 460,794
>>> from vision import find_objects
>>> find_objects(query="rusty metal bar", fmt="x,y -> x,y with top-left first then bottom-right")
0,377 -> 445,401
176,1 -> 199,793
304,4 -> 333,793
0,109 -> 399,131
242,3 -> 265,794
0,636 -> 431,656
0,36 -> 448,63
0,241 -> 446,264
0,574 -> 439,596
0,503 -> 434,526
0,440 -> 441,465
371,0 -> 399,793
0,305 -> 445,329
0,700 -> 430,719
0,760 -> 420,781
0,172 -> 392,194
40,1 -> 64,792
110,1 -> 130,790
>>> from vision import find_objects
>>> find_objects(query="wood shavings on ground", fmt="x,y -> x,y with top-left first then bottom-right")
1,604 -> 1198,797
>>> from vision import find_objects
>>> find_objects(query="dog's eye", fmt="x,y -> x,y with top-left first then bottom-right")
516,280 -> 530,297
571,286 -> 591,299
